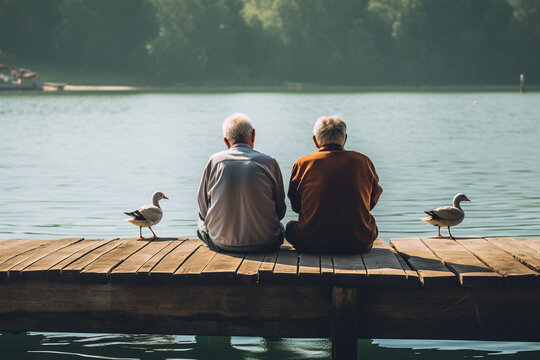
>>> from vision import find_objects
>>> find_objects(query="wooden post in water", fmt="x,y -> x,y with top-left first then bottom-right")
520,74 -> 525,93
331,287 -> 359,360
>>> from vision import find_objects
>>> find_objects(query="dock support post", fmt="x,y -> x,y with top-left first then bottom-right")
520,74 -> 525,93
331,287 -> 359,360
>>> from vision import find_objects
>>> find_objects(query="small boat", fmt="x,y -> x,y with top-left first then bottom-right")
0,64 -> 44,90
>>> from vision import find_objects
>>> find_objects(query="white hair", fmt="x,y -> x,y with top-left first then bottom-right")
222,112 -> 254,144
313,115 -> 347,146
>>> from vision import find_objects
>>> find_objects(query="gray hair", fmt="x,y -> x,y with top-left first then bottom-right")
222,112 -> 254,143
313,115 -> 347,146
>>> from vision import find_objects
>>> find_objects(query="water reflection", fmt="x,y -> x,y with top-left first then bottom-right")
1,333 -> 331,359
1,333 -> 539,359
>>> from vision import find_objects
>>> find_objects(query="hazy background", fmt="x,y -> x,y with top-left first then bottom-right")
1,0 -> 539,86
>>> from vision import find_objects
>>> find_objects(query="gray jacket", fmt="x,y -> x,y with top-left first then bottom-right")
197,144 -> 286,247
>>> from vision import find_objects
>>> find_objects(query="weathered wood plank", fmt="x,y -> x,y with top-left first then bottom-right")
363,239 -> 408,286
236,253 -> 265,283
137,239 -> 184,276
333,253 -> 366,286
80,239 -> 147,282
150,239 -> 200,280
422,238 -> 502,287
257,250 -> 279,281
0,239 -> 47,264
356,287 -> 540,341
390,238 -> 457,288
111,239 -> 179,281
272,246 -> 298,281
48,239 -> 115,281
201,252 -> 245,281
1,238 -> 83,281
174,245 -> 217,281
0,282 -> 332,338
320,255 -> 334,283
485,237 -> 540,272
21,239 -> 109,281
388,242 -> 420,287
457,238 -> 538,286
521,238 -> 540,252
298,254 -> 321,283
0,281 -> 538,341
61,239 -> 121,281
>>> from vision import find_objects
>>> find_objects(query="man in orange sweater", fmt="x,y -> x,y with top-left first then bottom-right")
286,115 -> 382,254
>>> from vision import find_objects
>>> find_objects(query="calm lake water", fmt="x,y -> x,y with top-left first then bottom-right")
1,91 -> 539,359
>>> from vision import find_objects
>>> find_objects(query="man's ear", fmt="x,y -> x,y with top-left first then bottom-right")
312,135 -> 320,149
343,134 -> 347,146
224,137 -> 232,149
250,129 -> 256,148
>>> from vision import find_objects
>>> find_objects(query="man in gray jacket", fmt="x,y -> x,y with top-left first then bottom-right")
197,113 -> 286,252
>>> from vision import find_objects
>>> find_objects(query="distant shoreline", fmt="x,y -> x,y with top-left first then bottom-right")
42,84 -> 539,93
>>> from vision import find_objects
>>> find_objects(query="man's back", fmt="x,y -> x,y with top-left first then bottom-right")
198,143 -> 286,248
287,144 -> 382,254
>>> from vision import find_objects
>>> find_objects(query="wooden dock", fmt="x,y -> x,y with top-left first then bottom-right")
0,236 -> 539,359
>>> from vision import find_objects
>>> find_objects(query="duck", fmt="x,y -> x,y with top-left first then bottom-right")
124,191 -> 169,239
421,193 -> 471,240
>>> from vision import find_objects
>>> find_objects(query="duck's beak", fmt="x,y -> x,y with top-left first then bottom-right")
164,196 -> 169,200
465,198 -> 471,202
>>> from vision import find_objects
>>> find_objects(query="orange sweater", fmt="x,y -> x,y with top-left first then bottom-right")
287,144 -> 382,254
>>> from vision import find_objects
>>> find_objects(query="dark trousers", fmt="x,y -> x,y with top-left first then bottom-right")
197,219 -> 284,253
286,220 -> 373,254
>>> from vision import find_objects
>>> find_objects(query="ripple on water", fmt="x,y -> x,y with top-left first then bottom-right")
1,333 -> 537,359
1,93 -> 539,357
373,339 -> 540,356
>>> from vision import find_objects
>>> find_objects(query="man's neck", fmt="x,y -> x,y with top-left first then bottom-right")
318,143 -> 345,152
231,143 -> 252,150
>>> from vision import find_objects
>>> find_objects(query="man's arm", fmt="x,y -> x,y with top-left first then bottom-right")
271,159 -> 287,220
197,160 -> 212,220
287,162 -> 301,214
369,160 -> 383,211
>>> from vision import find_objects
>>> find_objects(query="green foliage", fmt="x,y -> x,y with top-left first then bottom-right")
0,0 -> 157,71
1,0 -> 539,85
147,0 -> 247,82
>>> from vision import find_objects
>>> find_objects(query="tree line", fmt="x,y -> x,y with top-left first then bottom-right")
0,0 -> 538,85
